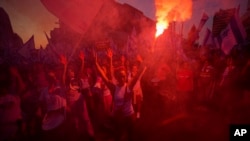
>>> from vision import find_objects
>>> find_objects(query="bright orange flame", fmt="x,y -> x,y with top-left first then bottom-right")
154,0 -> 192,38
155,21 -> 168,38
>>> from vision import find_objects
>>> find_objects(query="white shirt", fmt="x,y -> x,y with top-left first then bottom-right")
113,84 -> 134,116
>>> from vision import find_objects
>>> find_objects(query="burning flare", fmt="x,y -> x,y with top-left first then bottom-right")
154,0 -> 193,38
156,21 -> 168,38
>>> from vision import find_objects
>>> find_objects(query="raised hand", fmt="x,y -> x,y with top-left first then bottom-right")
106,48 -> 113,59
136,54 -> 143,63
91,48 -> 98,63
60,54 -> 67,65
79,50 -> 85,61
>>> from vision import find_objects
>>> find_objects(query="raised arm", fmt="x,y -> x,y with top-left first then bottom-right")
106,48 -> 114,80
128,55 -> 147,90
59,54 -> 68,86
93,49 -> 113,89
78,51 -> 85,78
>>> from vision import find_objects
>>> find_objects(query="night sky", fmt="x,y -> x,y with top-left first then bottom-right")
0,0 -> 248,48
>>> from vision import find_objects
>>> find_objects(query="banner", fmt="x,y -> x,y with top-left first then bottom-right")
95,40 -> 110,51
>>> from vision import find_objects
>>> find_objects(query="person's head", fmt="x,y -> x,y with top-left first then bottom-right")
130,64 -> 138,76
67,62 -> 78,78
120,55 -> 126,63
67,67 -> 76,78
115,68 -> 127,86
154,63 -> 170,81
45,66 -> 58,84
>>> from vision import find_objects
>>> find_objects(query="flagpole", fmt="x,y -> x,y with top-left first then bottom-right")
44,31 -> 60,58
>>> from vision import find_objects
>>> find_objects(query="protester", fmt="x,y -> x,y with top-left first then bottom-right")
93,47 -> 147,141
176,61 -> 194,112
197,58 -> 216,104
218,57 -> 241,118
61,54 -> 94,141
38,65 -> 66,141
19,66 -> 42,139
79,65 -> 95,123
127,55 -> 145,119
0,64 -> 22,141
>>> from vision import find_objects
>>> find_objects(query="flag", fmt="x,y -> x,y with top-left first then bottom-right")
212,8 -> 235,37
214,37 -> 221,49
38,45 -> 46,63
197,12 -> 209,32
202,28 -> 217,48
229,6 -> 247,43
175,35 -> 188,61
43,44 -> 59,64
187,24 -> 199,44
40,0 -> 105,34
202,28 -> 212,46
220,24 -> 237,55
18,35 -> 35,60
44,32 -> 61,58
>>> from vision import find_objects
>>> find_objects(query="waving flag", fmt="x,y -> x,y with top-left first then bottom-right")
220,24 -> 237,55
230,6 -> 247,43
197,12 -> 209,32
202,28 -> 217,47
40,0 -> 105,34
202,28 -> 211,46
18,35 -> 35,59
187,24 -> 199,44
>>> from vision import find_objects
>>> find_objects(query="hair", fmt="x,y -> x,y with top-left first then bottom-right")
114,67 -> 126,79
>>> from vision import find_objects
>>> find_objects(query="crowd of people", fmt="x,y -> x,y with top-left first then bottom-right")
0,45 -> 250,141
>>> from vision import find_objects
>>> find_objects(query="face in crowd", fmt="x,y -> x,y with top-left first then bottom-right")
67,68 -> 75,78
116,69 -> 127,86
